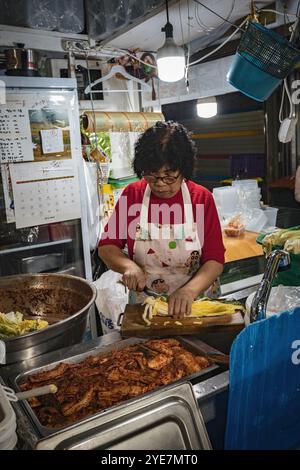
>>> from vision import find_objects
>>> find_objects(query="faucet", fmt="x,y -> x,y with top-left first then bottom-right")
250,249 -> 291,323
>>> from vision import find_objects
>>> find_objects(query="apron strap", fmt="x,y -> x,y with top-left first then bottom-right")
182,180 -> 194,235
139,184 -> 151,229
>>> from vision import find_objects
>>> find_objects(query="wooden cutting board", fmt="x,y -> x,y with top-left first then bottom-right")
121,303 -> 245,339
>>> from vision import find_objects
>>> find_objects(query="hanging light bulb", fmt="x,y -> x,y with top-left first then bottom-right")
196,97 -> 218,118
157,0 -> 185,83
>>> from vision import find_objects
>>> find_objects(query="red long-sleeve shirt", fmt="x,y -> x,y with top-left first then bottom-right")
99,179 -> 225,265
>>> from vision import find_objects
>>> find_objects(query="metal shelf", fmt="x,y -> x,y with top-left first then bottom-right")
0,239 -> 73,255
0,24 -> 88,53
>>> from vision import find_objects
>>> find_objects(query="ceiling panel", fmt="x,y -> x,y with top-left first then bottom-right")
104,0 -> 275,51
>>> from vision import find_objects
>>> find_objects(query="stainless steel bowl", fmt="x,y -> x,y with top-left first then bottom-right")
0,274 -> 97,364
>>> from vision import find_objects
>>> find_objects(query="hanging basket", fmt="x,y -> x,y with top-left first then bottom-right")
227,21 -> 300,101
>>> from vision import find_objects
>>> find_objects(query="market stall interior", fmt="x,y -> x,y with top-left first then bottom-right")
1,0 -> 300,451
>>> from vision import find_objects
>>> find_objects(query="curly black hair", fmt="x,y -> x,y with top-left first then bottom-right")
133,121 -> 196,179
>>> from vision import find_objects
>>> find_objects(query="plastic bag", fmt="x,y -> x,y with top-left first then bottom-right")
266,285 -> 300,314
93,270 -> 128,334
246,285 -> 300,320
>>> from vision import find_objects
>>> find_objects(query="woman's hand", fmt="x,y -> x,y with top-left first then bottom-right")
122,264 -> 147,292
168,286 -> 197,319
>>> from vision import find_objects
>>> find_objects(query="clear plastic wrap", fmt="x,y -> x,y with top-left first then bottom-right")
56,0 -> 85,33
266,285 -> 300,314
0,0 -> 85,33
86,0 -> 165,40
246,285 -> 300,320
0,0 -> 58,30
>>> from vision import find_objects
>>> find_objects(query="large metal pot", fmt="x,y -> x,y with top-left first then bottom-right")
0,274 -> 97,364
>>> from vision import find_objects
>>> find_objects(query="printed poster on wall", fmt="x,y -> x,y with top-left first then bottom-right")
28,108 -> 71,160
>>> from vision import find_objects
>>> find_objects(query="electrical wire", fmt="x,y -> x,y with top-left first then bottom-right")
69,1 -> 300,94
67,3 -> 300,72
72,43 -> 157,69
185,0 -> 192,84
186,4 -> 299,71
194,0 -> 235,33
178,0 -> 185,45
192,0 -> 246,32
165,0 -> 170,23
187,16 -> 248,67
279,78 -> 294,123
109,47 -> 157,68
257,8 -> 298,18
85,53 -> 99,154
83,54 -> 103,263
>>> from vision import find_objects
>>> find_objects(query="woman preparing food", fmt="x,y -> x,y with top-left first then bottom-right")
98,121 -> 225,318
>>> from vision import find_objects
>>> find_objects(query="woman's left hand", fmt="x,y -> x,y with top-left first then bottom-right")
168,286 -> 197,319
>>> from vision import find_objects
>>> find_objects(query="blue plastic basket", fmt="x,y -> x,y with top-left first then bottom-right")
238,22 -> 300,79
227,21 -> 300,102
227,52 -> 282,101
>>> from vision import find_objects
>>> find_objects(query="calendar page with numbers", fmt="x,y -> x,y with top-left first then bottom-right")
9,160 -> 81,229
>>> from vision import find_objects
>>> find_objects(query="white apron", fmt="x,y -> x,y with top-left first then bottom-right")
133,181 -> 220,301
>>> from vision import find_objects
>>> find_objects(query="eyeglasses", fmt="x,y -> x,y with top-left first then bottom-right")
143,173 -> 181,184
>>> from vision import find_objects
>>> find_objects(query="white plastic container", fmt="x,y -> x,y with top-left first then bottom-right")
213,187 -> 238,215
232,179 -> 258,189
245,209 -> 268,232
263,207 -> 278,228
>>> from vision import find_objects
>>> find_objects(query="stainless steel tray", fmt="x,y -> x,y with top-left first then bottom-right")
12,336 -> 221,438
35,382 -> 211,450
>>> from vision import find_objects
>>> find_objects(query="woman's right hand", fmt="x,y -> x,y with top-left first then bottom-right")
122,265 -> 146,292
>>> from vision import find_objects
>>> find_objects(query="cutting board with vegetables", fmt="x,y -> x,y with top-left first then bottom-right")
121,303 -> 245,338
257,225 -> 300,286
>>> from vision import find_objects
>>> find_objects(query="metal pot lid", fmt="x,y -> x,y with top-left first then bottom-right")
35,382 -> 211,450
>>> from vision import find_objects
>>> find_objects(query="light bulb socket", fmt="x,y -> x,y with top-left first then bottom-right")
162,21 -> 173,38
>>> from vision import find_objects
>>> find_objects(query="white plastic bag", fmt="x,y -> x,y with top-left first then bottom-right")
246,285 -> 300,322
93,270 -> 128,334
266,285 -> 300,315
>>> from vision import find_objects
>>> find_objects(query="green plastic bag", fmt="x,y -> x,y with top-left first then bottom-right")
257,227 -> 300,286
